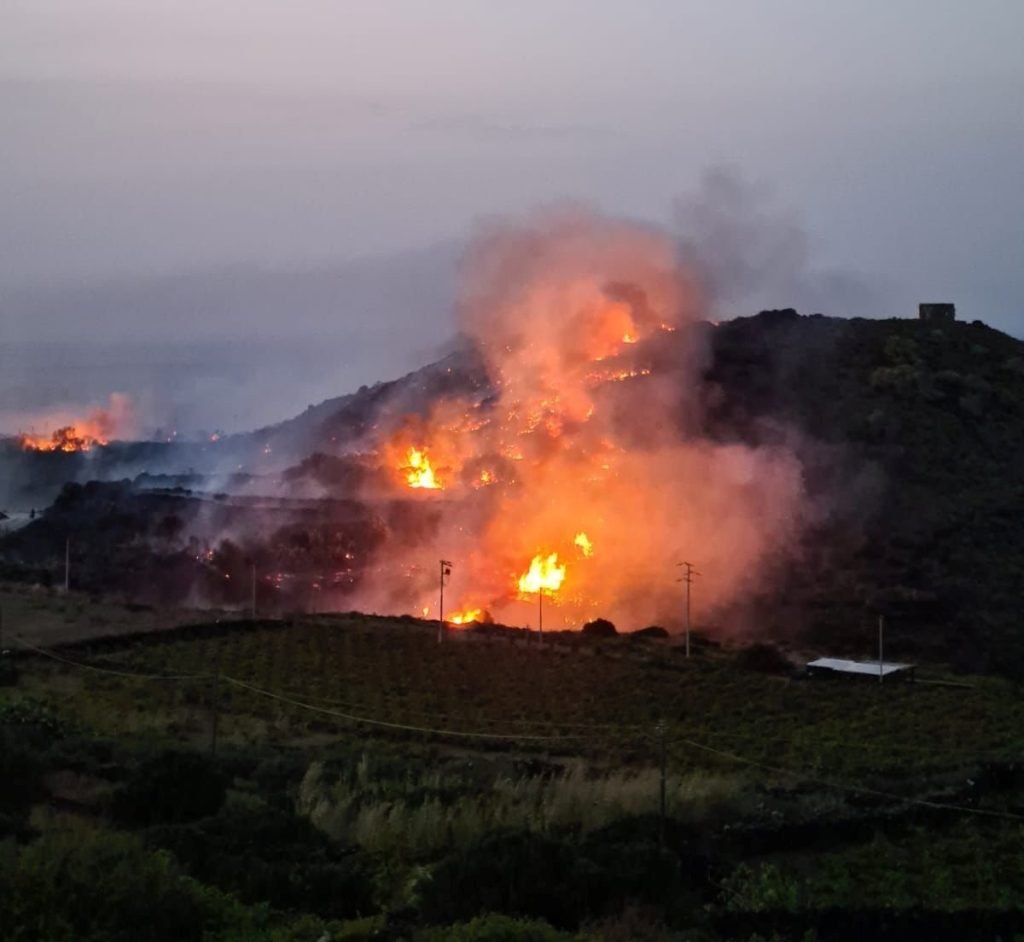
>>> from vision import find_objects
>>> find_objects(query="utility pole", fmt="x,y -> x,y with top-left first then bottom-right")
64,536 -> 70,593
878,613 -> 885,684
676,562 -> 700,658
656,720 -> 667,846
250,561 -> 257,618
438,560 -> 452,644
538,588 -> 543,643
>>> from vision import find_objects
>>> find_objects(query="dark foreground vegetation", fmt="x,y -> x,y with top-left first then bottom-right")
4,597 -> 1024,940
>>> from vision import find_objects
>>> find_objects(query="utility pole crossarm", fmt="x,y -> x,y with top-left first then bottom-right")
676,561 -> 700,658
438,559 -> 453,644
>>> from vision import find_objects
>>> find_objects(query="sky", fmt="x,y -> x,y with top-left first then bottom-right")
2,1 -> 1023,431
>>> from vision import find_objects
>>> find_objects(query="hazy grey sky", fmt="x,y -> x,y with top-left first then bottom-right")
3,1 -> 1023,430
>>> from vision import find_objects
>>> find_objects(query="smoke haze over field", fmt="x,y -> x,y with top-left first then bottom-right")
3,2 -> 1024,432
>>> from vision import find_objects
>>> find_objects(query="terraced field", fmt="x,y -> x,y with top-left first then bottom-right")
11,609 -> 1024,792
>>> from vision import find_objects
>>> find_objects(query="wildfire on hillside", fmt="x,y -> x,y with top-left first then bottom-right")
19,425 -> 108,453
16,395 -> 135,453
356,209 -> 806,631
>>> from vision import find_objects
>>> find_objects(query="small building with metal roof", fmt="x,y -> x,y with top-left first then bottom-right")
806,657 -> 915,681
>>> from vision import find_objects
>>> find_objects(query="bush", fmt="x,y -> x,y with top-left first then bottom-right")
0,829 -> 211,941
147,805 -> 377,918
630,626 -> 669,641
420,830 -> 588,928
0,725 -> 45,837
0,656 -> 17,687
113,749 -> 226,827
418,913 -> 571,941
419,825 -> 700,930
581,619 -> 617,639
733,643 -> 791,675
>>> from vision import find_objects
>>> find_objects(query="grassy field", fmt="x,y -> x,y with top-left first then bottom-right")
6,589 -> 1024,938
0,580 -> 239,646
8,597 -> 1024,789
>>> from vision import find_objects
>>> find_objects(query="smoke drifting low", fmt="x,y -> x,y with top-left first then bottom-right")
355,208 -> 807,630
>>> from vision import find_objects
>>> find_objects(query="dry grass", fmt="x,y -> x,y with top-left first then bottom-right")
298,756 -> 747,857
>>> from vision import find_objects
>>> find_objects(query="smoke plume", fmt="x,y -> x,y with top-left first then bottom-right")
353,207 -> 807,631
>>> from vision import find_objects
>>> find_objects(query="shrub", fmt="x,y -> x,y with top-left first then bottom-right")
581,619 -> 617,639
0,656 -> 17,687
418,913 -> 571,941
0,725 -> 45,837
147,805 -> 377,918
419,830 -> 588,928
112,749 -> 226,826
0,829 -> 211,941
630,626 -> 669,641
733,643 -> 791,675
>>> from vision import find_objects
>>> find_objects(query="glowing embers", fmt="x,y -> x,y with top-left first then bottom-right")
517,552 -> 566,597
574,531 -> 593,557
19,425 -> 107,453
403,447 -> 442,490
473,468 -> 496,489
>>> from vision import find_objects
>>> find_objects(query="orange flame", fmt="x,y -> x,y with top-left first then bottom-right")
19,425 -> 108,453
517,553 -> 566,597
574,532 -> 593,557
448,608 -> 485,625
404,447 -> 442,489
15,394 -> 135,453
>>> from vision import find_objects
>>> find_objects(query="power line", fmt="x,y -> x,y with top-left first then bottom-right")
11,635 -> 589,742
14,633 -> 1024,821
669,732 -> 1024,823
10,634 -> 202,682
221,674 -> 589,743
12,633 -> 1010,758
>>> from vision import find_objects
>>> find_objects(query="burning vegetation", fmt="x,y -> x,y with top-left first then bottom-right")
355,209 -> 806,630
15,394 -> 135,454
1,215 -> 806,635
19,425 -> 108,453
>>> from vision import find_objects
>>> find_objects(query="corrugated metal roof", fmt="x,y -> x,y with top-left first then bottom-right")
807,658 -> 913,676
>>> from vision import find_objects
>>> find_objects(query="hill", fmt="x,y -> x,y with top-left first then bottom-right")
4,309 -> 1024,670
703,310 -> 1024,671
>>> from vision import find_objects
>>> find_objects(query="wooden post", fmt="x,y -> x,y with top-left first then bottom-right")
209,645 -> 222,755
879,614 -> 885,684
657,721 -> 667,846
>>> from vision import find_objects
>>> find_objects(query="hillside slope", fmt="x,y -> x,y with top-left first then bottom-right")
705,310 -> 1024,670
4,310 -> 1024,670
